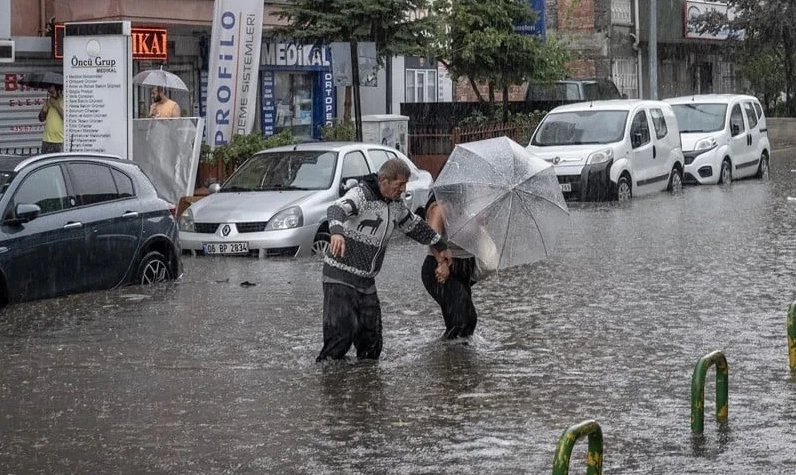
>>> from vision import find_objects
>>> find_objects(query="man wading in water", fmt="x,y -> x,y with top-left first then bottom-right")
317,158 -> 452,361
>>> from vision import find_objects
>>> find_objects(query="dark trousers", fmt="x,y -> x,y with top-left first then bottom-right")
317,283 -> 383,361
41,141 -> 62,153
421,255 -> 478,339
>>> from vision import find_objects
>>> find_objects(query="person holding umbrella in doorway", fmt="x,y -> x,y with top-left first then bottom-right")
149,86 -> 181,118
37,84 -> 64,153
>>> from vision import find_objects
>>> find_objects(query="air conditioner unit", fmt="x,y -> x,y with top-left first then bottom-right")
0,40 -> 14,63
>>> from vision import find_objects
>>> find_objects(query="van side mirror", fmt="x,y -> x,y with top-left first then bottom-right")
4,203 -> 41,226
731,124 -> 741,136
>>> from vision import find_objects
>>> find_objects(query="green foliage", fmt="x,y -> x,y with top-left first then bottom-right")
433,0 -> 570,102
690,0 -> 796,114
272,0 -> 438,60
201,130 -> 298,168
320,119 -> 357,141
458,108 -> 547,143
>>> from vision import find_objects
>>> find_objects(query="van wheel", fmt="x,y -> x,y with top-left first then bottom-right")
616,176 -> 632,202
756,154 -> 770,180
668,167 -> 683,193
311,232 -> 330,258
137,251 -> 172,285
719,159 -> 732,185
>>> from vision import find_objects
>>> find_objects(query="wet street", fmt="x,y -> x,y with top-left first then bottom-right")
2,150 -> 796,474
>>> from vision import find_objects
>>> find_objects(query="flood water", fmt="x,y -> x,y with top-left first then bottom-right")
2,151 -> 796,474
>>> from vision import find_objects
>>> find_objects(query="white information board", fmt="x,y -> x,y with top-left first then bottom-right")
63,22 -> 132,159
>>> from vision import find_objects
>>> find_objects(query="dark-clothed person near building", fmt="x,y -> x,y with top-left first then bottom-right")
421,193 -> 479,339
318,158 -> 451,362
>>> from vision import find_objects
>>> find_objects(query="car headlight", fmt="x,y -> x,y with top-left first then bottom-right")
694,137 -> 718,152
178,208 -> 195,232
586,148 -> 614,164
266,206 -> 303,231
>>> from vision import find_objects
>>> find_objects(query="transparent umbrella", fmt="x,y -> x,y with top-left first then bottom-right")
431,136 -> 569,272
133,66 -> 188,91
18,71 -> 63,89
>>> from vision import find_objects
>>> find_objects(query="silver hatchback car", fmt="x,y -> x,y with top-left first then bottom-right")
178,142 -> 433,258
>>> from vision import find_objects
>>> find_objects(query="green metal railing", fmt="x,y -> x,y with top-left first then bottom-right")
788,303 -> 796,372
690,350 -> 729,435
552,419 -> 603,475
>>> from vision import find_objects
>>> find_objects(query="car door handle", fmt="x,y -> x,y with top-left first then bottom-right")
0,247 -> 8,254
63,221 -> 83,230
122,211 -> 139,218
652,145 -> 657,158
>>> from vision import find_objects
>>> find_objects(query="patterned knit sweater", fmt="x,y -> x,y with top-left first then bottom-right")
323,174 -> 448,290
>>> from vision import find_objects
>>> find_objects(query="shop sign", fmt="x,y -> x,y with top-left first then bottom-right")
322,72 -> 335,127
684,0 -> 743,40
262,42 -> 332,71
514,0 -> 546,40
63,22 -> 133,159
261,71 -> 276,136
54,24 -> 167,61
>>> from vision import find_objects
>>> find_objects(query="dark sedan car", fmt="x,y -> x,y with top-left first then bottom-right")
0,153 -> 182,307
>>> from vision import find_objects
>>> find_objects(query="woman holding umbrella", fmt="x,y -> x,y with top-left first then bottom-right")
421,192 -> 480,340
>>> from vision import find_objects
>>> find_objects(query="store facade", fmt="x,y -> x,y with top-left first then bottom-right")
260,40 -> 336,140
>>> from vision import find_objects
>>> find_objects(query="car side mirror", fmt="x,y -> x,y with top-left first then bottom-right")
731,124 -> 741,136
5,203 -> 41,226
208,183 -> 221,194
339,178 -> 358,196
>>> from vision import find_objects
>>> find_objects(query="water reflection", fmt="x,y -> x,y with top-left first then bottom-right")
2,152 -> 796,473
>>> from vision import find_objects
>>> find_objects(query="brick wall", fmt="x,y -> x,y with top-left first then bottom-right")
454,81 -> 528,102
558,0 -> 595,31
566,58 -> 596,78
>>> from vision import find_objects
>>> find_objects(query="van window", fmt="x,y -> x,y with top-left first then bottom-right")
753,102 -> 763,120
630,111 -> 651,148
649,108 -> 668,139
743,102 -> 758,129
729,105 -> 745,136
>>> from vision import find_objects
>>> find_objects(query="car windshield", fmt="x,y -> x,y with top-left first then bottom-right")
0,171 -> 16,198
221,151 -> 338,192
670,103 -> 728,133
531,110 -> 628,146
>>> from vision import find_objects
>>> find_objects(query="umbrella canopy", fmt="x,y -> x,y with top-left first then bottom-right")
431,136 -> 569,272
133,67 -> 188,91
18,71 -> 63,89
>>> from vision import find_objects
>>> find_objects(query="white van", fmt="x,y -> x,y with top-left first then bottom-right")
526,100 -> 685,201
664,94 -> 770,185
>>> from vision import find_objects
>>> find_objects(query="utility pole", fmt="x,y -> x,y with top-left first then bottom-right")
649,0 -> 658,99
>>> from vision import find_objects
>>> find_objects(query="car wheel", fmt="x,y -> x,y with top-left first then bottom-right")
311,232 -> 330,258
668,167 -> 683,193
719,160 -> 732,185
756,154 -> 770,180
616,176 -> 632,202
137,251 -> 172,285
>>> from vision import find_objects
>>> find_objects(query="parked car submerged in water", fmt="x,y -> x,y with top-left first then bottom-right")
178,142 -> 433,258
526,100 -> 685,202
0,153 -> 182,307
664,94 -> 771,185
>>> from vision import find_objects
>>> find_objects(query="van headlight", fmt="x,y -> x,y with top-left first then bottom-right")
178,208 -> 195,232
694,137 -> 718,152
587,148 -> 614,164
266,206 -> 303,231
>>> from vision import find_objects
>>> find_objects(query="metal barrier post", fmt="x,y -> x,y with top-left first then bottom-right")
690,350 -> 728,435
788,303 -> 796,372
552,419 -> 603,475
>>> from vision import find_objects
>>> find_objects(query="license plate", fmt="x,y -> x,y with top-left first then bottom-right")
203,242 -> 249,255
560,183 -> 572,192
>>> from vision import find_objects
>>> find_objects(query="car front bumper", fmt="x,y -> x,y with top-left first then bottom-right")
683,149 -> 721,185
555,159 -> 615,201
180,223 -> 319,258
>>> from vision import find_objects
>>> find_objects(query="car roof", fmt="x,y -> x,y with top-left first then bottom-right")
260,142 -> 403,154
547,99 -> 670,113
9,152 -> 127,173
663,94 -> 761,105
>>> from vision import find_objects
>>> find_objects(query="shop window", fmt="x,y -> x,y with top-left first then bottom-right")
612,58 -> 638,99
406,69 -> 438,103
611,0 -> 632,24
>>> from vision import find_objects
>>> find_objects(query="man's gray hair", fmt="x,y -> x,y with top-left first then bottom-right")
378,158 -> 411,180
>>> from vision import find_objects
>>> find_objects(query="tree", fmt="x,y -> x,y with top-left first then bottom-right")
273,0 -> 439,138
432,0 -> 570,121
690,0 -> 796,115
